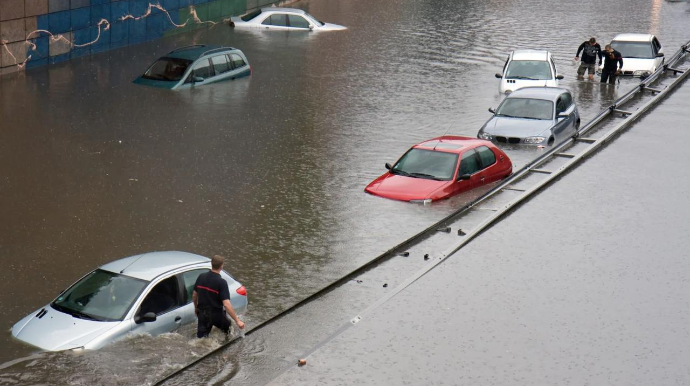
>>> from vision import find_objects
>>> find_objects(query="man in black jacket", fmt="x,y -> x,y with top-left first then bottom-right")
193,255 -> 245,338
575,37 -> 602,80
601,44 -> 624,84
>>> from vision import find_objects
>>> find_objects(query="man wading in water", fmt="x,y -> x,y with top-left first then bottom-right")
601,44 -> 624,85
575,37 -> 603,80
193,255 -> 245,338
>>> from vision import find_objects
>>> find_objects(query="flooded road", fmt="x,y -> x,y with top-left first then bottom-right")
271,59 -> 690,386
1,0 -> 689,383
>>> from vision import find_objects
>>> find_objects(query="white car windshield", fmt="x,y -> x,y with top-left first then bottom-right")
142,57 -> 192,81
52,270 -> 148,322
497,98 -> 553,120
505,60 -> 552,80
611,41 -> 654,59
391,148 -> 459,181
304,12 -> 324,26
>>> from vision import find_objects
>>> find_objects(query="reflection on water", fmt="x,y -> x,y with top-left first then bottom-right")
1,0 -> 689,383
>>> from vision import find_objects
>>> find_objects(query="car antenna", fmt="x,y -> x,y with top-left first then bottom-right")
120,253 -> 149,274
434,123 -> 453,150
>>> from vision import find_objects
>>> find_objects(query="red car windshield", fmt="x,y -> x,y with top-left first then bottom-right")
391,148 -> 458,181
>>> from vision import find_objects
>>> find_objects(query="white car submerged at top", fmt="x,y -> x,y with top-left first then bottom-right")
230,8 -> 346,31
601,33 -> 664,77
495,50 -> 564,94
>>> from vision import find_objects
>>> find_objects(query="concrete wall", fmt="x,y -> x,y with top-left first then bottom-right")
0,0 -> 277,75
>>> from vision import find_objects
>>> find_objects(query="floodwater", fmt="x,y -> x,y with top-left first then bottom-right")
270,60 -> 690,386
0,0 -> 688,384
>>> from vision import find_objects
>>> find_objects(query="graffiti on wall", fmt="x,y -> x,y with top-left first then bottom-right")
0,3 -> 221,70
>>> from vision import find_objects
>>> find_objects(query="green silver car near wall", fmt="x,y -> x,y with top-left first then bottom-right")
133,45 -> 251,90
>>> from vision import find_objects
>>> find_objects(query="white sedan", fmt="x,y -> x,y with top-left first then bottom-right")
230,8 -> 346,31
494,50 -> 563,94
600,33 -> 665,77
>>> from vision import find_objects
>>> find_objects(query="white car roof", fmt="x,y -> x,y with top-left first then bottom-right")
511,50 -> 550,61
100,251 -> 210,281
612,33 -> 654,42
260,7 -> 307,15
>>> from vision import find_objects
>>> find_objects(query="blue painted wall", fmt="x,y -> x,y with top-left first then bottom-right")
0,0 -> 278,73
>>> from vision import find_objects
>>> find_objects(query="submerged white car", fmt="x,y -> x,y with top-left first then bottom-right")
11,251 -> 247,351
230,8 -> 346,31
601,33 -> 664,77
495,50 -> 563,94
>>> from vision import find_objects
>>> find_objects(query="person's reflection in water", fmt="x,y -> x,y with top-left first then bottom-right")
599,79 -> 617,103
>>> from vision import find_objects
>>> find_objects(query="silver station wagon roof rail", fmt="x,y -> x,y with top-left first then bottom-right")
169,44 -> 207,53
200,47 -> 237,57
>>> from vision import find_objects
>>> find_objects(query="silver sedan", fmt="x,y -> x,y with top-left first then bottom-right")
11,251 -> 247,351
477,87 -> 580,146
230,8 -> 346,31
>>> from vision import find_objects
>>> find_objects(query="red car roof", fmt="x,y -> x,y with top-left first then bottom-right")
413,136 -> 492,154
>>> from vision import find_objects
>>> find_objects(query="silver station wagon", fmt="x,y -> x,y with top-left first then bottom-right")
477,87 -> 580,146
11,251 -> 248,351
134,45 -> 251,90
230,8 -> 346,31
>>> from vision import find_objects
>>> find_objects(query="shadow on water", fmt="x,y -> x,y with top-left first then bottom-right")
1,0 -> 689,383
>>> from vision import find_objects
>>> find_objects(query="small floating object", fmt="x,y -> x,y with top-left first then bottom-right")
398,251 -> 409,257
298,359 -> 307,366
424,254 -> 430,260
436,227 -> 451,233
383,283 -> 388,288
457,229 -> 466,236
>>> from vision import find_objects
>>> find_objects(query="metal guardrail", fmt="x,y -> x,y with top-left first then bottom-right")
154,39 -> 690,386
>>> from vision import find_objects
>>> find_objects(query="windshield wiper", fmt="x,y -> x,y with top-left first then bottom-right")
70,310 -> 100,321
52,303 -> 101,321
507,76 -> 539,80
409,172 -> 444,181
390,168 -> 411,177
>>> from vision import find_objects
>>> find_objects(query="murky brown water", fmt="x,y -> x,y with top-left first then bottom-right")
1,0 -> 688,384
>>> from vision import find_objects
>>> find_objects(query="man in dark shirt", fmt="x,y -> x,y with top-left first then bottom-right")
193,255 -> 245,338
601,44 -> 624,84
575,37 -> 603,80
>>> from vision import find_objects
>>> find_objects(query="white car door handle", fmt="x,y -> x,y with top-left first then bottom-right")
174,316 -> 182,322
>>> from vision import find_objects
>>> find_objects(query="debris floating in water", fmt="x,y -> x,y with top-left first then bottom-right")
298,358 -> 307,366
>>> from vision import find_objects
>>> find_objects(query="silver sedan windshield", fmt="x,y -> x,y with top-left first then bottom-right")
505,60 -> 552,80
496,98 -> 553,120
392,149 -> 459,181
52,270 -> 147,322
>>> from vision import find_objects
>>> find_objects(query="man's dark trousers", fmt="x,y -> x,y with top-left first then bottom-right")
601,69 -> 617,84
197,308 -> 231,338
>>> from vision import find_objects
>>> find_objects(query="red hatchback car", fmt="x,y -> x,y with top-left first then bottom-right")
365,136 -> 512,203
